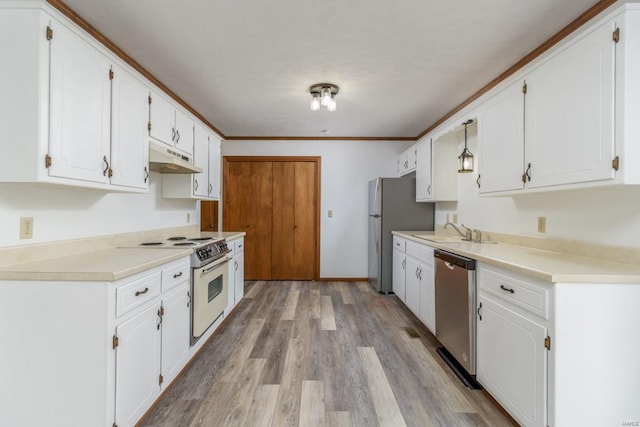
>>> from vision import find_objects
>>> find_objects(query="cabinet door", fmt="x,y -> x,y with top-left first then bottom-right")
525,20 -> 616,189
110,65 -> 149,189
174,109 -> 194,155
392,248 -> 406,301
409,145 -> 418,171
477,295 -> 547,427
418,262 -> 436,334
161,284 -> 190,387
49,20 -> 111,184
404,257 -> 420,315
115,303 -> 161,427
478,80 -> 525,193
193,124 -> 210,197
234,252 -> 244,303
415,140 -> 432,201
208,135 -> 221,200
149,92 -> 175,147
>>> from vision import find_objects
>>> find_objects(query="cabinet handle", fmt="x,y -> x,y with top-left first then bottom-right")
171,128 -> 176,142
427,184 -> 431,195
144,166 -> 149,183
476,174 -> 481,189
135,287 -> 149,296
238,244 -> 243,248
102,156 -> 110,176
157,307 -> 163,330
176,129 -> 181,143
522,163 -> 532,183
415,267 -> 420,278
477,302 -> 483,321
194,179 -> 198,191
402,259 -> 406,269
235,260 -> 238,271
209,183 -> 212,195
500,284 -> 515,294
187,291 -> 191,308
418,269 -> 422,280
173,271 -> 183,278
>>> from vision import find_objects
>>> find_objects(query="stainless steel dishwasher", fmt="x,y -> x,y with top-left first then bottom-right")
434,249 -> 479,388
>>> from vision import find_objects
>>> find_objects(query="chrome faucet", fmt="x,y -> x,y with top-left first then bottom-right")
444,222 -> 473,241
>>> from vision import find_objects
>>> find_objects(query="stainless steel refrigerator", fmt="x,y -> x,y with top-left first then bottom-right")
368,177 -> 435,293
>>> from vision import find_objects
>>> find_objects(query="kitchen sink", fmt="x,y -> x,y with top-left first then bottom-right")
412,234 -> 497,244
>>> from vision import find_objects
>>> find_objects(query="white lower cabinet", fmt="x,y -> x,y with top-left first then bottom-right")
115,302 -> 162,427
392,237 -> 407,301
113,258 -> 191,427
393,236 -> 436,335
160,283 -> 191,387
226,236 -> 245,312
476,264 -> 549,427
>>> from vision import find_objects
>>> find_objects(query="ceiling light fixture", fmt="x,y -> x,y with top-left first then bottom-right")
310,83 -> 339,112
458,119 -> 474,173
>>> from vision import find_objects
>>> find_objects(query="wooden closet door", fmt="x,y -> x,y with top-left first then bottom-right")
271,162 -> 296,279
293,161 -> 317,280
224,161 -> 273,280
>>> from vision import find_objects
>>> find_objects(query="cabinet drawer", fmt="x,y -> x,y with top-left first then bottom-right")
393,236 -> 406,252
234,239 -> 244,254
478,266 -> 549,319
116,271 -> 162,317
406,240 -> 434,265
162,262 -> 190,292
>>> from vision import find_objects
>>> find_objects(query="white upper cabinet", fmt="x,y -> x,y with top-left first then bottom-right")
398,144 -> 418,176
48,18 -> 111,184
162,124 -> 221,200
416,135 -> 458,202
478,81 -> 525,193
110,65 -> 150,189
0,6 -> 151,192
192,123 -> 210,198
149,92 -> 194,156
208,134 -> 222,199
524,19 -> 616,189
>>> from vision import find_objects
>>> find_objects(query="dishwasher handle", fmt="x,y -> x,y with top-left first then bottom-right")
434,249 -> 476,270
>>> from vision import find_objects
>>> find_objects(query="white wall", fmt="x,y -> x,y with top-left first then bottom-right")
222,139 -> 409,278
435,125 -> 640,249
0,172 -> 197,247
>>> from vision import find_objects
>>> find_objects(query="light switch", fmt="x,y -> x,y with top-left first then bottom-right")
328,210 -> 333,218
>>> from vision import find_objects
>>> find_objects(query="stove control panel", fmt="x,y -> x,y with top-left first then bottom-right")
192,240 -> 230,267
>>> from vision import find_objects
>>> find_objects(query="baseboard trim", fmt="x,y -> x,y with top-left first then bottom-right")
317,277 -> 368,282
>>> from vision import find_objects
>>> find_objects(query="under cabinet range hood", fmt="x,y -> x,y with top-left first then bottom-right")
148,141 -> 202,174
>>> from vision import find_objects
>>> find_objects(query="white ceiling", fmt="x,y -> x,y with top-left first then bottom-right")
59,0 -> 603,139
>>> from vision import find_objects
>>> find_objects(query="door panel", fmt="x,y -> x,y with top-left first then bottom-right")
224,161 -> 273,280
224,158 -> 319,281
272,162 -> 296,279
293,161 -> 317,280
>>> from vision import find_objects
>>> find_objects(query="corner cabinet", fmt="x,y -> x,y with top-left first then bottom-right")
478,6 -> 640,194
0,6 -> 149,191
162,124 -> 222,200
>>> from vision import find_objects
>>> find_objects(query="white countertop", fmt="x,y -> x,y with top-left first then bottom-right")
393,231 -> 640,284
0,231 -> 246,282
0,248 -> 193,282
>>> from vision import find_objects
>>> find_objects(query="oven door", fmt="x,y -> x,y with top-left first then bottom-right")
192,256 -> 229,343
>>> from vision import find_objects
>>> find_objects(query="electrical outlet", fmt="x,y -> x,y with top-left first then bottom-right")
328,210 -> 333,218
20,217 -> 33,239
186,213 -> 191,223
538,216 -> 546,233
453,213 -> 458,224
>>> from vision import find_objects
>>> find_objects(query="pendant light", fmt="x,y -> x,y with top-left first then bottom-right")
458,119 -> 474,173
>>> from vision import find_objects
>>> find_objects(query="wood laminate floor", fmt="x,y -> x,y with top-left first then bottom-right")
141,281 -> 517,427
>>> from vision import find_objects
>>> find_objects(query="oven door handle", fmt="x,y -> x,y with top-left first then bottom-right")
202,257 -> 230,274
